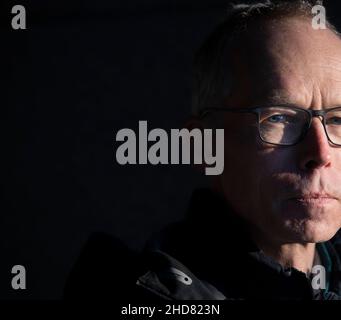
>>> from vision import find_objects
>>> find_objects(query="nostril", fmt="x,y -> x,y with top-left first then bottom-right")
303,154 -> 331,170
305,160 -> 316,170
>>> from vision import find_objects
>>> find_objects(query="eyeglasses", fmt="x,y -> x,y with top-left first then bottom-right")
199,105 -> 341,146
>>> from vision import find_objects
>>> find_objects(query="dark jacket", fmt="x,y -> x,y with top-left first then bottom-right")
64,189 -> 341,300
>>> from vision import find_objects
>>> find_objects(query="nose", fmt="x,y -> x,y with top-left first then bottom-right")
298,118 -> 332,171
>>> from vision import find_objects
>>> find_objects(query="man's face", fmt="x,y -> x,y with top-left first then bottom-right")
219,17 -> 341,245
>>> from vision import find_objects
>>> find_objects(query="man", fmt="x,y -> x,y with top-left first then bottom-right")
65,0 -> 341,300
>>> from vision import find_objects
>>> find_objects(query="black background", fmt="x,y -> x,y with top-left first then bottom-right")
4,0 -> 341,299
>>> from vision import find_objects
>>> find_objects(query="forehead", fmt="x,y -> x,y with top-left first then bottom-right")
229,17 -> 341,108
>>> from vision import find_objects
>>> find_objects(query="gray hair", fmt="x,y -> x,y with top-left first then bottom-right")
192,0 -> 338,116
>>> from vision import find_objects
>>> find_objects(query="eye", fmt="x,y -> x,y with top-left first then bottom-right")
266,114 -> 290,123
327,117 -> 341,125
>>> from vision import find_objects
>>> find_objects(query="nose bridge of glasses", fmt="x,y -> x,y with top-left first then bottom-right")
303,110 -> 331,144
308,109 -> 325,127
300,108 -> 341,146
311,109 -> 325,118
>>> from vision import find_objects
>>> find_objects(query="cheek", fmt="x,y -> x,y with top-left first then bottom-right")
334,151 -> 341,171
221,143 -> 274,216
231,154 -> 293,215
221,127 -> 295,215
257,150 -> 298,210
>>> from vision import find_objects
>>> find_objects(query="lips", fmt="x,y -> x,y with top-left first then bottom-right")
290,193 -> 336,200
287,193 -> 337,207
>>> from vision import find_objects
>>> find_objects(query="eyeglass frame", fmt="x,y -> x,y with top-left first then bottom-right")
199,105 -> 341,147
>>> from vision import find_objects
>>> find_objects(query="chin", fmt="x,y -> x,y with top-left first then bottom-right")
282,218 -> 340,243
270,200 -> 341,243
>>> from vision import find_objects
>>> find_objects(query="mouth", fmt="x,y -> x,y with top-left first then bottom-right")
287,193 -> 337,207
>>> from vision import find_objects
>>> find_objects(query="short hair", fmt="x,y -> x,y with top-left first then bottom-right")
192,0 -> 339,116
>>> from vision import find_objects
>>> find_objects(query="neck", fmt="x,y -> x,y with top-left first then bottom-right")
252,232 -> 316,274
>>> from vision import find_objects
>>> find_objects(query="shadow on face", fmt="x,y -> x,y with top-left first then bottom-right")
217,17 -> 341,245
